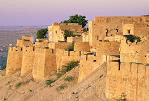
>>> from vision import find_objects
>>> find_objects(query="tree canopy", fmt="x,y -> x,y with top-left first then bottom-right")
63,14 -> 88,28
36,28 -> 48,39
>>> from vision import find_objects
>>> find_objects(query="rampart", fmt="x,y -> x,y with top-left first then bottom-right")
96,41 -> 120,55
88,16 -> 149,47
120,38 -> 149,64
21,46 -> 35,76
78,53 -> 98,82
105,59 -> 149,101
32,48 -> 56,80
56,49 -> 81,71
6,47 -> 23,75
74,42 -> 90,51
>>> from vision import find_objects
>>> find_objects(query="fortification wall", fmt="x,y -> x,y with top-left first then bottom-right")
32,48 -> 56,80
16,39 -> 33,47
6,47 -> 23,75
35,40 -> 49,48
55,42 -> 72,50
82,32 -> 89,42
60,23 -> 83,32
105,61 -> 149,101
89,16 -> 147,47
56,49 -> 81,71
22,35 -> 33,42
21,46 -> 35,76
74,42 -> 90,51
78,54 -> 98,82
96,41 -> 120,55
120,39 -> 149,64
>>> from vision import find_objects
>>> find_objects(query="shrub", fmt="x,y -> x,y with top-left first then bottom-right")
45,80 -> 55,86
56,61 -> 79,79
57,83 -> 67,91
64,76 -> 74,81
62,61 -> 79,72
124,35 -> 141,43
29,89 -> 32,92
16,82 -> 22,88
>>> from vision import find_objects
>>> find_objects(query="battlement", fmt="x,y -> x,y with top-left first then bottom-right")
35,40 -> 49,48
81,53 -> 96,62
23,46 -> 35,53
120,38 -> 149,54
60,23 -> 80,26
22,35 -> 33,42
9,46 -> 23,52
94,16 -> 145,24
34,47 -> 55,54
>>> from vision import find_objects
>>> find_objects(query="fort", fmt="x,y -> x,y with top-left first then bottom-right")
5,16 -> 149,101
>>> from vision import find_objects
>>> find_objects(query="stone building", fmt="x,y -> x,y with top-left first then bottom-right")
48,23 -> 83,42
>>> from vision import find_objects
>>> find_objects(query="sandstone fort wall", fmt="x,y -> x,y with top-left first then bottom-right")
21,46 -> 35,76
74,42 -> 90,51
6,47 -> 23,75
32,48 -> 56,80
56,49 -> 81,71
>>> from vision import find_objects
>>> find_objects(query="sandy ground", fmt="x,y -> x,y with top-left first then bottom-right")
0,64 -> 108,101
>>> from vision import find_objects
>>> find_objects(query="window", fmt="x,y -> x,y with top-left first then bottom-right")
127,30 -> 131,34
106,29 -> 108,36
93,60 -> 96,62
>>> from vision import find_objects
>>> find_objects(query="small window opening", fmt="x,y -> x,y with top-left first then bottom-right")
116,29 -> 119,32
68,51 -> 70,56
93,60 -> 96,62
127,29 -> 131,34
106,29 -> 108,36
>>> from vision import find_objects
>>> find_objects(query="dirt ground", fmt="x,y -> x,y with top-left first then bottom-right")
0,65 -> 107,101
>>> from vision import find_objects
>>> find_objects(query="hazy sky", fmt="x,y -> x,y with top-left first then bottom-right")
0,0 -> 149,26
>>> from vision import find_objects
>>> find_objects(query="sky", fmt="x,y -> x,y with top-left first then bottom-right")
0,0 -> 149,26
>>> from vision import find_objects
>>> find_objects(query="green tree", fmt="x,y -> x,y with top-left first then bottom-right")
36,28 -> 48,39
63,14 -> 88,28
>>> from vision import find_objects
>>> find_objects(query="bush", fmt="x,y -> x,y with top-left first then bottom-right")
64,76 -> 74,81
124,35 -> 141,43
57,83 -> 67,91
16,82 -> 22,88
45,80 -> 55,86
62,61 -> 79,72
56,61 -> 79,79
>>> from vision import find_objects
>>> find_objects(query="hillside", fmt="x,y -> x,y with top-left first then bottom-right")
0,63 -> 107,101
